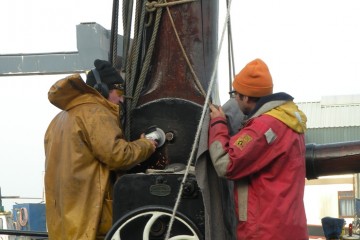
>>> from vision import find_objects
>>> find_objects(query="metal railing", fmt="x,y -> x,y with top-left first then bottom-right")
0,229 -> 48,238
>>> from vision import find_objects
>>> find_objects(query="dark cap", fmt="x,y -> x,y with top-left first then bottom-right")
86,59 -> 124,91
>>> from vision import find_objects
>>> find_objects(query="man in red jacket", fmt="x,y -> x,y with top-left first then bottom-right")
208,58 -> 309,239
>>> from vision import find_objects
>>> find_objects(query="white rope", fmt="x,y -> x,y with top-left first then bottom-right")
164,0 -> 233,239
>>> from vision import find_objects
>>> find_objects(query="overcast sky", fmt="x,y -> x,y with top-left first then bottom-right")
1,0 -> 360,211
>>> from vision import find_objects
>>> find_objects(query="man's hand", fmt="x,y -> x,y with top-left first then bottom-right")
209,104 -> 226,120
141,133 -> 157,152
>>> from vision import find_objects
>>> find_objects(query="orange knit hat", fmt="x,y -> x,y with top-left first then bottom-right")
232,58 -> 273,97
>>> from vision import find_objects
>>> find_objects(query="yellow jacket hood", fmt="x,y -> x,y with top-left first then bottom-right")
248,92 -> 307,134
265,101 -> 307,133
48,73 -> 119,114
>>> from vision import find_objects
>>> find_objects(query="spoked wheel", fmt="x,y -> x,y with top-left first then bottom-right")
105,206 -> 203,240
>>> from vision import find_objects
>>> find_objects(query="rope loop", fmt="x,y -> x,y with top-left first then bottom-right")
145,8 -> 154,27
146,0 -> 196,12
146,1 -> 158,12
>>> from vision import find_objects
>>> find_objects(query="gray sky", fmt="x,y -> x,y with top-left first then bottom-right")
1,0 -> 360,211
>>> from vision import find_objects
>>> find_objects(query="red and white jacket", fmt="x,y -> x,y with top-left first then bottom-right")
208,93 -> 308,240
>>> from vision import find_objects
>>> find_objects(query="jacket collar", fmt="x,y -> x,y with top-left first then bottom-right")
248,92 -> 293,119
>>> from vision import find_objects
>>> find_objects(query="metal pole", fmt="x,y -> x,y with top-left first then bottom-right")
0,229 -> 48,238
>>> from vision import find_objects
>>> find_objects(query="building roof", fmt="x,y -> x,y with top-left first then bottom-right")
296,95 -> 360,129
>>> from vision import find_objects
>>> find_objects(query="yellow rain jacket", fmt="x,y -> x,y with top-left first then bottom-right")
44,74 -> 154,239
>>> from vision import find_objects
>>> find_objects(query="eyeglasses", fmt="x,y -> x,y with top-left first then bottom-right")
113,89 -> 124,97
229,90 -> 238,98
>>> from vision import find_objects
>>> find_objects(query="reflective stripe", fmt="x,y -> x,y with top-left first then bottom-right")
264,128 -> 277,144
237,179 -> 248,221
209,141 -> 230,177
295,111 -> 302,123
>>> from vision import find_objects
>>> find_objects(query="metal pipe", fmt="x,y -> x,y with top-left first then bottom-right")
306,140 -> 360,179
0,229 -> 48,237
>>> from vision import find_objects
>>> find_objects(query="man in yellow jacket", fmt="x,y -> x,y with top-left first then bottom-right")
44,59 -> 157,239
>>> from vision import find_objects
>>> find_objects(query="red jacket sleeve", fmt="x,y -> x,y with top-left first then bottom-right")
209,115 -> 282,180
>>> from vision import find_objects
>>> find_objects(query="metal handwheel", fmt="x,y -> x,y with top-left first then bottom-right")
105,206 -> 203,240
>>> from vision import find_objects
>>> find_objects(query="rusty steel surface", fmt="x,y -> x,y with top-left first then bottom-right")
137,0 -> 218,106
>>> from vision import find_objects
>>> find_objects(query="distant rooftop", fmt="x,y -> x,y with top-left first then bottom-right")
297,94 -> 360,129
